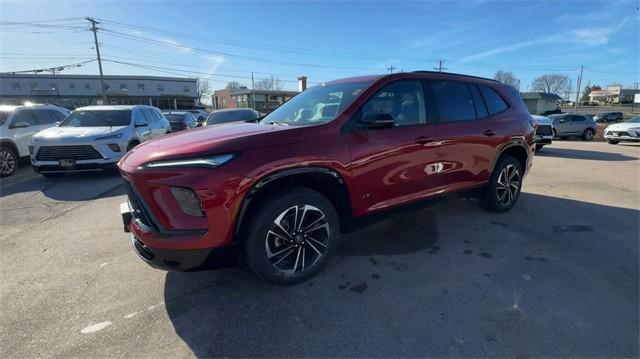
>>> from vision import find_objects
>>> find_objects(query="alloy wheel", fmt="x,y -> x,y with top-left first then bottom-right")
265,204 -> 330,274
584,130 -> 594,140
0,149 -> 16,176
496,164 -> 520,206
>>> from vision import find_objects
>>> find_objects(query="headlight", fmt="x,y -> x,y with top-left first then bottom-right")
95,133 -> 123,141
143,154 -> 235,169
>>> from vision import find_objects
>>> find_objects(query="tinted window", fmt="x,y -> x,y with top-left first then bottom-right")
31,110 -> 60,125
207,110 -> 258,125
479,86 -> 508,114
361,80 -> 426,127
165,114 -> 186,122
60,110 -> 132,127
470,85 -> 488,118
11,110 -> 38,126
142,109 -> 158,123
431,80 -> 475,122
50,110 -> 66,122
571,115 -> 586,122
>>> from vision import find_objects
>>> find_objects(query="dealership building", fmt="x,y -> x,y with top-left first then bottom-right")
0,74 -> 199,109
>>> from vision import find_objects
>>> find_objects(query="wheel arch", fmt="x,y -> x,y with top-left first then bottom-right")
234,166 -> 353,237
493,141 -> 529,174
0,139 -> 19,156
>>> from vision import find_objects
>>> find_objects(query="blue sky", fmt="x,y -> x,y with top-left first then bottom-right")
1,0 -> 638,100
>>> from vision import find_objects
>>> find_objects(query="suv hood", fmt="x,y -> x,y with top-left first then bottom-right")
33,126 -> 128,141
121,122 -> 309,167
605,122 -> 640,131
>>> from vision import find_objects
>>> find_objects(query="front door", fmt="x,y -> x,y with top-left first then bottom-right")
348,80 -> 437,214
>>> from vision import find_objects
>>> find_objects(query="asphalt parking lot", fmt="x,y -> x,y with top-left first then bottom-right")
1,141 -> 638,358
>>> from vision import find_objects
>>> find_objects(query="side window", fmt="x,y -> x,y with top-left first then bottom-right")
11,110 -> 37,126
469,85 -> 488,119
51,110 -> 67,122
479,86 -> 508,115
362,80 -> 426,127
35,110 -> 60,125
142,109 -> 157,123
133,109 -> 147,125
431,80 -> 476,122
571,115 -> 586,122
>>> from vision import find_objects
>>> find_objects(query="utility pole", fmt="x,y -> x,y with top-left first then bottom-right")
86,17 -> 107,103
387,65 -> 396,74
434,59 -> 447,72
574,65 -> 583,114
251,72 -> 256,110
567,78 -> 572,100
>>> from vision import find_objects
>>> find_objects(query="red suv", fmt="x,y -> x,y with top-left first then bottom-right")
119,71 -> 534,284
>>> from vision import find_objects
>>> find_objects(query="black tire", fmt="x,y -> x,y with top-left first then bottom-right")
0,145 -> 18,177
481,156 -> 523,213
607,139 -> 619,145
582,128 -> 594,141
535,144 -> 544,152
243,187 -> 339,285
126,141 -> 140,152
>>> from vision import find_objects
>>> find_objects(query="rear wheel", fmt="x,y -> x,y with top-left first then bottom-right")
582,128 -> 594,141
482,156 -> 523,212
243,187 -> 339,285
0,146 -> 18,177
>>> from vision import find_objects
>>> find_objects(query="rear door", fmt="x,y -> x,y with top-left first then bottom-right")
570,115 -> 588,133
348,79 -> 438,212
426,80 -> 505,189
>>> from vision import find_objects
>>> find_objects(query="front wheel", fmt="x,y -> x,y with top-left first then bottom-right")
607,139 -> 619,145
0,146 -> 18,177
582,128 -> 594,141
481,156 -> 523,212
243,187 -> 339,285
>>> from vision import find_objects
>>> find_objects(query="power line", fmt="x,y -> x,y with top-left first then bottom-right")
0,59 -> 96,75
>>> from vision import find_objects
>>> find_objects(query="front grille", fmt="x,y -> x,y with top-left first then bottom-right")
607,131 -> 631,137
124,181 -> 155,231
36,145 -> 102,161
536,125 -> 552,136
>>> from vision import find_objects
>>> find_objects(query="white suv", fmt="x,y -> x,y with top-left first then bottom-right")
31,105 -> 170,177
0,104 -> 70,177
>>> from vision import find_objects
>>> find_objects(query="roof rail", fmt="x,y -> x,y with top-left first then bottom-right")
411,71 -> 499,83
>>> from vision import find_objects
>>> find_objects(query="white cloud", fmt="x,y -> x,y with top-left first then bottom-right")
159,37 -> 193,54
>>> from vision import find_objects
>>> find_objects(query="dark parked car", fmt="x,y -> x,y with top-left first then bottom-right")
594,111 -> 623,123
119,71 -> 535,285
184,109 -> 209,126
205,108 -> 260,126
548,113 -> 597,140
162,111 -> 198,132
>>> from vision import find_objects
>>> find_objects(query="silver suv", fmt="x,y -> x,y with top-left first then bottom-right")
0,104 -> 70,177
31,105 -> 170,177
548,114 -> 597,140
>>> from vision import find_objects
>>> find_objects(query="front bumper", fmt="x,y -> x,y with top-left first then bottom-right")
121,201 -> 239,271
604,132 -> 640,142
31,139 -> 128,172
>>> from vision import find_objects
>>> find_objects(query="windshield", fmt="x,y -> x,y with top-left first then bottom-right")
207,110 -> 256,125
165,114 -> 186,122
629,116 -> 640,123
0,112 -> 9,126
259,81 -> 371,126
60,110 -> 132,127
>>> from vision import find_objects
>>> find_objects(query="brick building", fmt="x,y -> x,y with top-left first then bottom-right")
211,87 -> 298,113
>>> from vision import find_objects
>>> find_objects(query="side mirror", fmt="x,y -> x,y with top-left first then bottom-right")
10,121 -> 30,129
359,113 -> 395,129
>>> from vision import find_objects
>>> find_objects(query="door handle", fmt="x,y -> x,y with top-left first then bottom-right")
414,136 -> 433,144
483,129 -> 496,137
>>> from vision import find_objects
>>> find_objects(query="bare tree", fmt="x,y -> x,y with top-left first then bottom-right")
494,70 -> 519,88
254,75 -> 284,91
530,74 -> 570,95
197,78 -> 211,105
226,81 -> 241,90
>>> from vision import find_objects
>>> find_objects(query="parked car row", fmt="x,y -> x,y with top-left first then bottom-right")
548,113 -> 597,140
604,115 -> 640,144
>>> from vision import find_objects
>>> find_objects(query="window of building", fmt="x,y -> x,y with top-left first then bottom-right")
12,82 -> 20,90
30,83 -> 38,90
431,80 -> 476,122
50,83 -> 57,90
69,83 -> 75,89
104,84 -> 110,91
157,84 -> 164,92
120,84 -> 128,92
183,85 -> 190,93
84,83 -> 91,89
138,84 -> 145,92
361,80 -> 426,127
479,86 -> 508,115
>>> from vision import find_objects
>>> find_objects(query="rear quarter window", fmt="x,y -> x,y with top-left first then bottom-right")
479,86 -> 509,115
